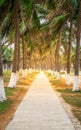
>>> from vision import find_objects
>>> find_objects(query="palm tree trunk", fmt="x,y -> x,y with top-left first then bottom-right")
55,49 -> 57,71
0,44 -> 6,101
29,56 -> 32,73
8,0 -> 19,87
50,50 -> 52,70
55,31 -> 62,79
73,1 -> 81,91
16,36 -> 20,81
66,15 -> 73,85
22,36 -> 27,78
50,49 -> 54,75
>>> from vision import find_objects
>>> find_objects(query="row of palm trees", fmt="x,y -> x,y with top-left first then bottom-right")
0,0 -> 81,101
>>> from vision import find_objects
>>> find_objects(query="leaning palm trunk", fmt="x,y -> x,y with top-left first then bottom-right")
0,45 -> 6,101
22,36 -> 27,78
73,1 -> 81,91
55,32 -> 62,79
66,15 -> 73,85
8,0 -> 20,87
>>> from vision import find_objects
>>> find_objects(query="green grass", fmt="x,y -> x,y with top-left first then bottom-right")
4,78 -> 10,82
19,70 -> 22,76
5,87 -> 16,96
73,109 -> 81,121
61,93 -> 81,107
58,88 -> 81,94
17,81 -> 28,85
3,70 -> 11,76
3,70 -> 11,83
51,79 -> 61,85
0,87 -> 24,114
0,87 -> 17,113
57,89 -> 81,107
0,99 -> 13,114
60,71 -> 66,74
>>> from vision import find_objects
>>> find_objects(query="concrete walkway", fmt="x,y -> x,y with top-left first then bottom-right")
6,72 -> 75,130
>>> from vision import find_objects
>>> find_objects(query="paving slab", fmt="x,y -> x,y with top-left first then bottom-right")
6,72 -> 75,130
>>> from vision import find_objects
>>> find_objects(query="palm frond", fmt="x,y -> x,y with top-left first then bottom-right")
19,20 -> 27,35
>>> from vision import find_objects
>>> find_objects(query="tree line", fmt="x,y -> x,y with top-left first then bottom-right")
0,0 -> 81,101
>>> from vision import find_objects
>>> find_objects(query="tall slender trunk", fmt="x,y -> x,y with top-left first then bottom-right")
73,1 -> 81,91
22,36 -> 27,78
50,50 -> 52,70
22,36 -> 27,69
0,0 -> 11,101
8,0 -> 20,87
16,39 -> 20,81
12,0 -> 19,73
66,14 -> 73,85
50,49 -> 54,75
16,38 -> 20,72
55,31 -> 62,79
48,54 -> 51,70
55,49 -> 57,71
0,44 -> 6,101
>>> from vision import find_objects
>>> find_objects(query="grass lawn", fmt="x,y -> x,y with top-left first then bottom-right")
46,72 -> 81,123
0,70 -> 38,130
0,87 -> 24,114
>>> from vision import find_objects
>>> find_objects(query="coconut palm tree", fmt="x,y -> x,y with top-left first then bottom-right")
73,1 -> 81,91
21,35 -> 27,78
64,0 -> 77,86
55,31 -> 62,79
66,15 -> 73,85
0,0 -> 13,101
8,0 -> 20,87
